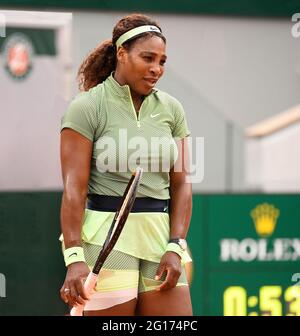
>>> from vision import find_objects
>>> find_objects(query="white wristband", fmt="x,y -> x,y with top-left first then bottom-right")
165,242 -> 184,259
63,246 -> 86,267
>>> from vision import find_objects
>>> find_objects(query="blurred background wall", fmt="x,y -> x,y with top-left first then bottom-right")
0,1 -> 300,316
1,9 -> 300,192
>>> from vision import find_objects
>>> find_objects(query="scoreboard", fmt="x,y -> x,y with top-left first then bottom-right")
188,195 -> 300,316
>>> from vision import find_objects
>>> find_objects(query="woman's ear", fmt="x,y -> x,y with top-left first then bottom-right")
116,46 -> 127,64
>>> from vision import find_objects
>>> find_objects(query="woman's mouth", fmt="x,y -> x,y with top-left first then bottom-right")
143,78 -> 157,87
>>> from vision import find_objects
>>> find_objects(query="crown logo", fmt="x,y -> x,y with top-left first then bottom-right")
250,203 -> 280,237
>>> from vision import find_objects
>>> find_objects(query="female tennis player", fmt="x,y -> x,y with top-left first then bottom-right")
59,13 -> 193,316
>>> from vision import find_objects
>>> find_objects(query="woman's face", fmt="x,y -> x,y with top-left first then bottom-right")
117,35 -> 167,96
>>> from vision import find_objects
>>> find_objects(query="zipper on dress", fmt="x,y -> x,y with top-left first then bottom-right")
128,92 -> 141,128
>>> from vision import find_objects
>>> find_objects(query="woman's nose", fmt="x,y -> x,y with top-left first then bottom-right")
149,63 -> 161,76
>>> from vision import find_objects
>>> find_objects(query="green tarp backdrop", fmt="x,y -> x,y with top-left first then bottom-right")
0,0 -> 299,17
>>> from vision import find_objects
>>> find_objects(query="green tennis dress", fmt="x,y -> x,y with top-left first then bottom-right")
60,74 -> 192,264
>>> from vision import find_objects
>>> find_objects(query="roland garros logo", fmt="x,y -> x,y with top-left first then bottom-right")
2,33 -> 34,80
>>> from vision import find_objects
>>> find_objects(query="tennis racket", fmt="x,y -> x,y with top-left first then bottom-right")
70,167 -> 143,316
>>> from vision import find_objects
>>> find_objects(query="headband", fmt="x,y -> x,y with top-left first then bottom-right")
115,25 -> 162,48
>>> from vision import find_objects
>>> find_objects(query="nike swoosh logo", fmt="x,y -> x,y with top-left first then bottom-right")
68,252 -> 77,258
150,113 -> 160,118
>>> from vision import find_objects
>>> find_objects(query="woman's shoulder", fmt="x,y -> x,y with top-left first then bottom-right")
71,83 -> 104,106
62,83 -> 106,138
66,84 -> 106,118
154,89 -> 184,111
155,89 -> 183,106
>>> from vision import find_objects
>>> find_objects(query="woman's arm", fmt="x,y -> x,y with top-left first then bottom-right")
156,137 -> 192,291
60,128 -> 93,306
60,128 -> 92,248
169,137 -> 192,240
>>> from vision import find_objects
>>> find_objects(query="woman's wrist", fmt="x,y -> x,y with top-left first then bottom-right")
165,242 -> 184,259
63,246 -> 86,267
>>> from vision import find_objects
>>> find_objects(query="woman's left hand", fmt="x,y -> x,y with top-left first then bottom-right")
155,251 -> 182,291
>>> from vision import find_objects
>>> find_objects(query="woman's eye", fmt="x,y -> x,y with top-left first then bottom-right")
160,60 -> 166,66
143,56 -> 152,62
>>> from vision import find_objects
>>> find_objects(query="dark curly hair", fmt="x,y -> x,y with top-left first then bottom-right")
77,13 -> 166,91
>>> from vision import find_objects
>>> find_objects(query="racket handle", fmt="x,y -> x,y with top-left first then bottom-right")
70,272 -> 98,316
70,302 -> 84,317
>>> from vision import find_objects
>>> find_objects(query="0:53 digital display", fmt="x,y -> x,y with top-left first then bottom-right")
224,285 -> 300,316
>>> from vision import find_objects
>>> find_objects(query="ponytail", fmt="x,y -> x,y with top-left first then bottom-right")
77,39 -> 116,92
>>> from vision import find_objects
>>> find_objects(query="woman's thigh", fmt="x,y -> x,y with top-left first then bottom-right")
136,286 -> 193,316
136,259 -> 193,316
84,298 -> 137,316
82,243 -> 140,316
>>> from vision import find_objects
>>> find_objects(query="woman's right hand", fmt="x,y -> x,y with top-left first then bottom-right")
60,262 -> 91,307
